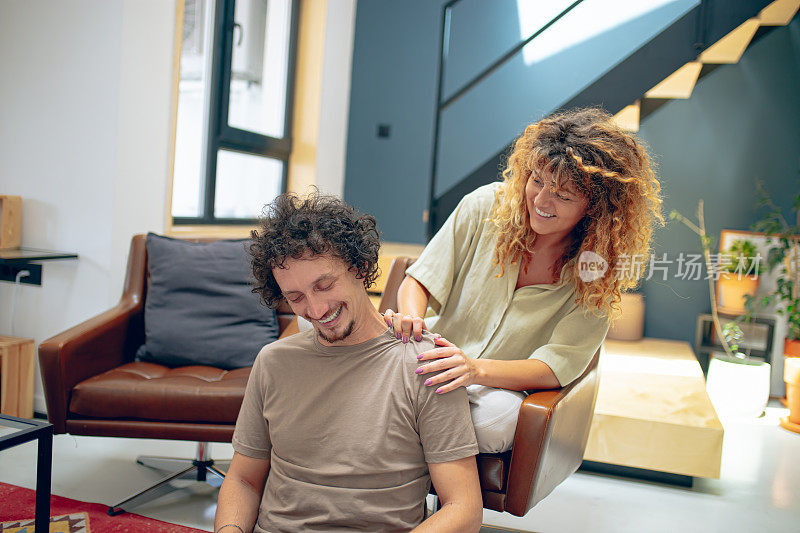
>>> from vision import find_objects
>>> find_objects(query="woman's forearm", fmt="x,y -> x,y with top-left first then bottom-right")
397,275 -> 430,317
475,358 -> 561,391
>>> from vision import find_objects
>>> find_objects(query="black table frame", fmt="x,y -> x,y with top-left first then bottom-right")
0,415 -> 53,532
0,247 -> 78,286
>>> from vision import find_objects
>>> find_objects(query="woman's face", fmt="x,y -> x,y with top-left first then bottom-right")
525,169 -> 589,240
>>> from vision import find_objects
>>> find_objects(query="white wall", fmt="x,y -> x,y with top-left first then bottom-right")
0,0 -> 176,412
0,0 -> 354,414
315,0 -> 357,198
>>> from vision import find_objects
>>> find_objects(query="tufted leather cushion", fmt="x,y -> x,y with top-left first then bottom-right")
70,362 -> 250,423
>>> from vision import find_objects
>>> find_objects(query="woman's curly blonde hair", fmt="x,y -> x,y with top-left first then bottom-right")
491,107 -> 664,320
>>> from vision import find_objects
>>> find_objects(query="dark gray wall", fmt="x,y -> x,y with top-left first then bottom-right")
636,16 -> 800,343
344,0 -> 698,243
344,0 -> 443,244
345,4 -> 800,344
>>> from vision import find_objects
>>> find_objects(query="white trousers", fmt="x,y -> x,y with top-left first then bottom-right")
467,385 -> 526,453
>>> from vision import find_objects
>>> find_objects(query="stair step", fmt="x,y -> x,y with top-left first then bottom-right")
758,0 -> 800,26
699,19 -> 760,64
645,62 -> 702,99
612,100 -> 641,132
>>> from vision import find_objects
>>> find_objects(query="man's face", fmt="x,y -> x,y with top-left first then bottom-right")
272,253 -> 369,345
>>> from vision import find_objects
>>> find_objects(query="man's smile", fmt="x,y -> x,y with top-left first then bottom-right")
317,304 -> 343,326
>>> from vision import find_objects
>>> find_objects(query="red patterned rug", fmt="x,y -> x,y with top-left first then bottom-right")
0,482 -> 210,532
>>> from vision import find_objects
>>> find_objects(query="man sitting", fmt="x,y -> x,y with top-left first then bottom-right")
214,192 -> 482,533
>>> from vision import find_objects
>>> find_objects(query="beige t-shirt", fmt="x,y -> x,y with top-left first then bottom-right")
232,328 -> 479,533
406,183 -> 609,386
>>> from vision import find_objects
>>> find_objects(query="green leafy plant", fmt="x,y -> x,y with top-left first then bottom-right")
670,202 -> 747,360
722,321 -> 744,354
721,239 -> 763,276
743,177 -> 800,341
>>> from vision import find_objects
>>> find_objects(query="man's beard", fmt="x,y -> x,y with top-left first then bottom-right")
316,318 -> 355,344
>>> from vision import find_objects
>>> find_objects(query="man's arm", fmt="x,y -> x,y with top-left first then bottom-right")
411,456 -> 483,533
214,452 -> 270,533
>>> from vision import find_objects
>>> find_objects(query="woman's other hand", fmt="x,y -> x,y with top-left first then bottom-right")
415,336 -> 484,393
384,308 -> 427,343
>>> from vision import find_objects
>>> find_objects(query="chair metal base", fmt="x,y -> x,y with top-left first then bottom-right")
107,442 -> 228,516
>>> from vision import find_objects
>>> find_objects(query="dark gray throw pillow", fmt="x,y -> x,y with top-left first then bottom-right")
135,233 -> 278,369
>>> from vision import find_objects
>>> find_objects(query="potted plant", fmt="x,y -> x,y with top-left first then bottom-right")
746,177 -> 800,432
716,239 -> 763,315
671,202 -> 771,418
747,179 -> 800,356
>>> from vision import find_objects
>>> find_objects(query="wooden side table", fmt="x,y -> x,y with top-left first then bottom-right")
582,338 -> 724,484
0,336 -> 35,419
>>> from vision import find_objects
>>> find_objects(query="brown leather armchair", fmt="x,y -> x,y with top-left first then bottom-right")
38,235 -> 298,515
379,257 -> 600,516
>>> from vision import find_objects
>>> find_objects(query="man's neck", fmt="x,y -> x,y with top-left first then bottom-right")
317,301 -> 388,347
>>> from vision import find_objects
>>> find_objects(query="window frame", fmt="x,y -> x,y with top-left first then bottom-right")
172,0 -> 300,226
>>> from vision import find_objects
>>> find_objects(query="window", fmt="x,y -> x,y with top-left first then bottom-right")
172,0 -> 299,225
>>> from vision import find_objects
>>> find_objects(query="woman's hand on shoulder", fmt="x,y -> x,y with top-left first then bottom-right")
415,336 -> 483,394
383,309 -> 427,343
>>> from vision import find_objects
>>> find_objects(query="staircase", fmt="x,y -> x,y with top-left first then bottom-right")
427,0 -> 798,238
614,0 -> 800,131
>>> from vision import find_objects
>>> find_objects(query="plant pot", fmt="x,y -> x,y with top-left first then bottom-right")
784,338 -> 800,358
607,292 -> 644,341
785,358 -> 800,425
716,273 -> 759,315
706,355 -> 771,418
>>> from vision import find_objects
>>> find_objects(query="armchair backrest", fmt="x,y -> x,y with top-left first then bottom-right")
377,256 -> 415,313
506,346 -> 600,514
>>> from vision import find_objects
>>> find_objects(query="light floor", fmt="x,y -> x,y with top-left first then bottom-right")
1,401 -> 799,533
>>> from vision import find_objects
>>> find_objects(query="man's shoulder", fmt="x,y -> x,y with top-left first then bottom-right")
368,332 -> 436,390
398,331 -> 437,364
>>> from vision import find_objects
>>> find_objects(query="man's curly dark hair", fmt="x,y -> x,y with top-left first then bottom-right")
249,191 -> 381,308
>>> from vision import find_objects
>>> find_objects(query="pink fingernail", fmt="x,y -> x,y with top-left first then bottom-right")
417,354 -> 423,360
425,379 -> 432,386
435,388 -> 443,394
396,333 -> 401,340
402,336 -> 408,343
416,336 -> 422,342
415,368 -> 423,375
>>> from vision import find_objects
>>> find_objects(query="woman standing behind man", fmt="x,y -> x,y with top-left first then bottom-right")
385,107 -> 664,453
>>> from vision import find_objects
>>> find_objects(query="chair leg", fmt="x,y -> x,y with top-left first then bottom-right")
107,442 -> 230,516
204,465 -> 227,488
107,464 -> 196,516
208,465 -> 227,480
213,460 -> 231,471
136,456 -> 195,471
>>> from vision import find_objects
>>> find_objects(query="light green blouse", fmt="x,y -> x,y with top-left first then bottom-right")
406,183 -> 609,386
